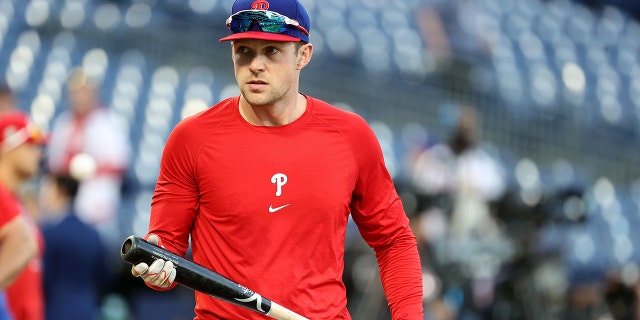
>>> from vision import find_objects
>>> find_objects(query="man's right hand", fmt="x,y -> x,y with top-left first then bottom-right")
130,234 -> 177,288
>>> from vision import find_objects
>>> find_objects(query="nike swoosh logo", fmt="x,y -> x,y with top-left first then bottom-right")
268,204 -> 290,213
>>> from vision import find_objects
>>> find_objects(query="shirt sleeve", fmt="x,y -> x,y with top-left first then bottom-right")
348,118 -> 424,319
148,118 -> 200,257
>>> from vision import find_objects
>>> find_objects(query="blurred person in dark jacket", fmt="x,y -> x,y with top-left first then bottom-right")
39,155 -> 111,320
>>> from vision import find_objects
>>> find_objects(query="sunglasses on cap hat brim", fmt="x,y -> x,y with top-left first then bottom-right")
220,10 -> 309,42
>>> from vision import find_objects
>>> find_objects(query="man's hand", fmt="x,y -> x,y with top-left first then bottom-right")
130,234 -> 177,288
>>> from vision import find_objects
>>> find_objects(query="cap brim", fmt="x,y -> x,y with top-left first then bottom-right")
219,31 -> 301,42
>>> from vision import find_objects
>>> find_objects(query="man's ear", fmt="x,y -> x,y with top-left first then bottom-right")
296,43 -> 313,70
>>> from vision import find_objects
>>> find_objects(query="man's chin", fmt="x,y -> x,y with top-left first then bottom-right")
241,92 -> 275,108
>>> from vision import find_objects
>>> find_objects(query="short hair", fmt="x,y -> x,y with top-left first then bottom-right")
67,68 -> 96,91
53,174 -> 80,199
294,41 -> 308,56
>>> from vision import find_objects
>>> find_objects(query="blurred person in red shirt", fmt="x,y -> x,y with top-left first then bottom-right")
0,110 -> 48,320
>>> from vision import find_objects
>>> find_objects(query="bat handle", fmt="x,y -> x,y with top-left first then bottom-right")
266,302 -> 309,320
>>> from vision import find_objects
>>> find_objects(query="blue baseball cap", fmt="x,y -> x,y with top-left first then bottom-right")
219,0 -> 311,43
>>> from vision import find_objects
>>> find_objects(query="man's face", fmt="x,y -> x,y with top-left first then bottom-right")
68,85 -> 96,116
232,39 -> 309,107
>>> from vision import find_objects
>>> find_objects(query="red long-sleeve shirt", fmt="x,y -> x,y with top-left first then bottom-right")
148,96 -> 423,319
0,184 -> 18,226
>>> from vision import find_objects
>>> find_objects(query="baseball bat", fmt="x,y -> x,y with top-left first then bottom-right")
121,235 -> 308,320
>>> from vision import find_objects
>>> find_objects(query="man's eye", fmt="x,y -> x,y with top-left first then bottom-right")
237,47 -> 251,54
266,47 -> 279,54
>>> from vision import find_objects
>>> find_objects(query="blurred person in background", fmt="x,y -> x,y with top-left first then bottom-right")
0,83 -> 41,226
0,140 -> 38,318
0,85 -> 41,320
128,0 -> 424,318
46,67 -> 131,253
38,159 -> 110,320
603,269 -> 639,320
409,104 -> 508,319
411,105 -> 506,238
0,111 -> 48,320
0,195 -> 36,320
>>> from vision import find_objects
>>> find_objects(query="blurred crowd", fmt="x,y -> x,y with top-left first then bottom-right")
0,66 -> 194,319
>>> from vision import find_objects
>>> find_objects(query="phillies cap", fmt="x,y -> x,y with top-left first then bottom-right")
220,0 -> 310,43
0,111 -> 48,152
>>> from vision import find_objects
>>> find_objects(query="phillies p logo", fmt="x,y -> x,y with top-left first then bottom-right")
271,173 -> 287,196
251,0 -> 269,10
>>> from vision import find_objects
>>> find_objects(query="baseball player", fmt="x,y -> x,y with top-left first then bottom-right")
0,111 -> 48,320
131,0 -> 424,318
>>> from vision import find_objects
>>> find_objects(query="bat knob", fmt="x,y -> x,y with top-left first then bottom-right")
121,235 -> 137,260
